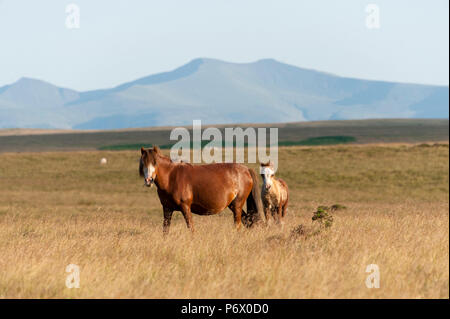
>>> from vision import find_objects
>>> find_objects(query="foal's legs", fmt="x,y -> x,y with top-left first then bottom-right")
277,205 -> 285,227
163,207 -> 174,236
273,206 -> 282,225
180,204 -> 194,232
264,206 -> 272,226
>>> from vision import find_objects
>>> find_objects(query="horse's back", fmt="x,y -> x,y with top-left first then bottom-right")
170,162 -> 252,215
184,162 -> 250,180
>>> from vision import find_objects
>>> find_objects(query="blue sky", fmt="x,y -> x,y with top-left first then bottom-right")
0,0 -> 448,91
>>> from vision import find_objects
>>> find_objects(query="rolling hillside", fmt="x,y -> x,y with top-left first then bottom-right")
0,58 -> 448,129
0,119 -> 447,153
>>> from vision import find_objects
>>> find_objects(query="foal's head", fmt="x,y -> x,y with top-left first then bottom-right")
260,161 -> 275,191
139,146 -> 162,187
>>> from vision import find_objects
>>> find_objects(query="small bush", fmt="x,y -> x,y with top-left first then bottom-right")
312,206 -> 334,228
290,204 -> 343,241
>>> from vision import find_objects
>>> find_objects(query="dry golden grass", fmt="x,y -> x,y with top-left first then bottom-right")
0,143 -> 448,298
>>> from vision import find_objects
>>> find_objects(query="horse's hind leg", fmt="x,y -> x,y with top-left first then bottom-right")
281,202 -> 288,218
278,205 -> 286,227
180,204 -> 194,233
228,200 -> 244,230
163,207 -> 173,236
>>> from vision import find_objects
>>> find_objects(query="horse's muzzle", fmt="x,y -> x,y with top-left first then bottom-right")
144,177 -> 154,187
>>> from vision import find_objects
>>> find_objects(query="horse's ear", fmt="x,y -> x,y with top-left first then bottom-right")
153,146 -> 161,154
141,147 -> 145,155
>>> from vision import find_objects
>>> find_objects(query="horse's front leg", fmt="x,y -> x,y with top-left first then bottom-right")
163,207 -> 174,236
264,205 -> 272,226
180,204 -> 194,233
262,199 -> 271,225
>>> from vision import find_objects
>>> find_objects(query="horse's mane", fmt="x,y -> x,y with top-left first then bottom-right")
141,146 -> 194,170
173,159 -> 193,167
158,152 -> 195,167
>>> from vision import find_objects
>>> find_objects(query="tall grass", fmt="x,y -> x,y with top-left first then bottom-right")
0,143 -> 448,298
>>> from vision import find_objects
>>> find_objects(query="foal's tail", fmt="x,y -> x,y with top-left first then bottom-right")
243,168 -> 264,228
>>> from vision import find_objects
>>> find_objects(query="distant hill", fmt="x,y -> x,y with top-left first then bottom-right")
0,58 -> 448,129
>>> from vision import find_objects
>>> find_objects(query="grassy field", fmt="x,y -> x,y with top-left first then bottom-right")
0,142 -> 448,298
0,119 -> 448,152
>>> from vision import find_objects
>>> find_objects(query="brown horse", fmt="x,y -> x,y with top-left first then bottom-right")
139,146 -> 263,234
260,161 -> 289,225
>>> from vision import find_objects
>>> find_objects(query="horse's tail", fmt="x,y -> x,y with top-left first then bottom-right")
243,168 -> 264,228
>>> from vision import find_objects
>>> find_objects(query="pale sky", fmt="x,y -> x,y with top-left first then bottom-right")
0,0 -> 448,91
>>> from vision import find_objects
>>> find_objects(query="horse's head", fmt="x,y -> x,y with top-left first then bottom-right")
260,161 -> 275,191
139,146 -> 161,187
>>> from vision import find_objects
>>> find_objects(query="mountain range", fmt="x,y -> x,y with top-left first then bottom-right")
0,58 -> 448,129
